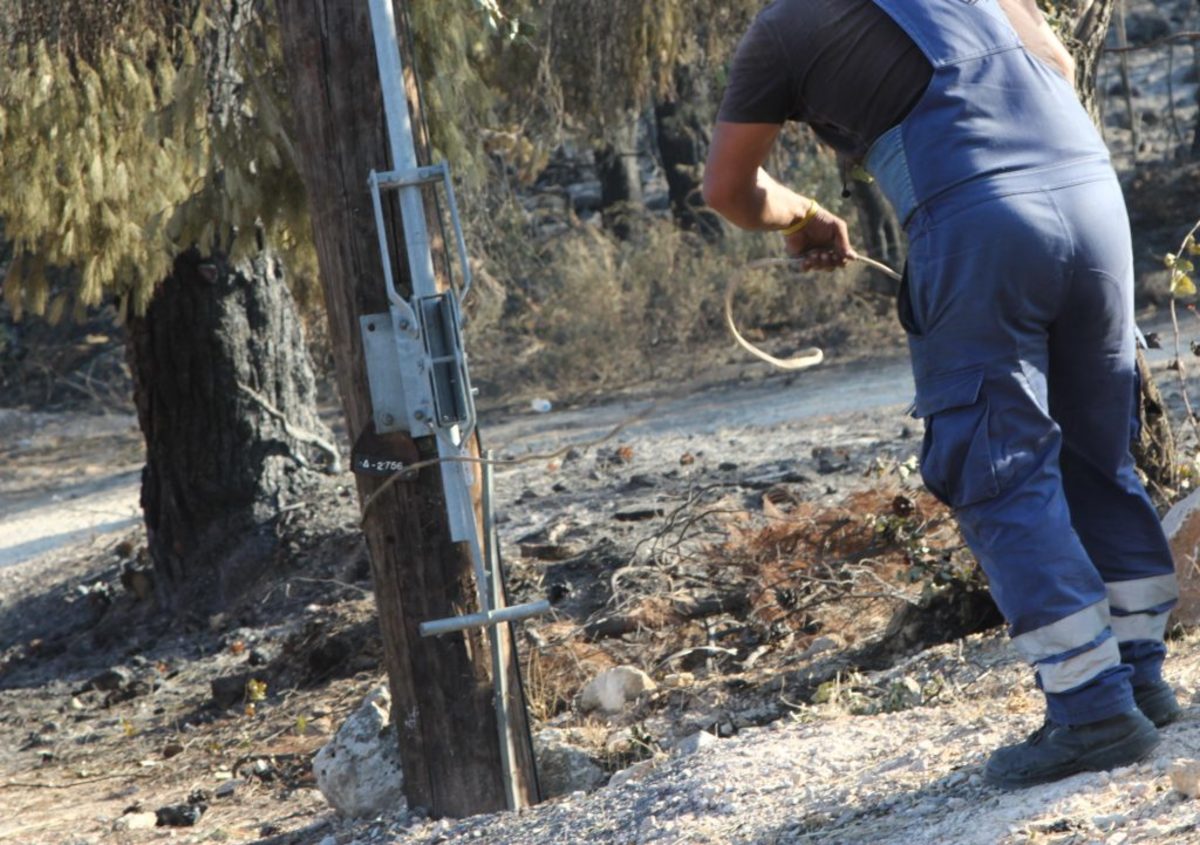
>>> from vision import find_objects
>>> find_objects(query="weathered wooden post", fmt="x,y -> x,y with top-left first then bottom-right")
274,0 -> 540,816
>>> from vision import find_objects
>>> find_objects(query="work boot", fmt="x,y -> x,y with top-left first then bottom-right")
1134,679 -> 1183,728
983,709 -> 1159,790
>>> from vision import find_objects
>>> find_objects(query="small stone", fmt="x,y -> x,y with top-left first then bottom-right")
1169,758 -> 1200,798
944,771 -> 968,788
579,666 -> 657,714
214,779 -> 243,798
113,811 -> 158,831
799,635 -> 845,660
250,758 -> 277,781
88,668 -> 130,693
534,730 -> 606,797
1092,813 -> 1127,831
673,731 -> 717,757
609,758 -> 661,789
156,803 -> 204,827
605,728 -> 636,755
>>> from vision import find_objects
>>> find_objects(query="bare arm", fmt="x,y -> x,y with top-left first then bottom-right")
703,121 -> 855,269
998,0 -> 1076,82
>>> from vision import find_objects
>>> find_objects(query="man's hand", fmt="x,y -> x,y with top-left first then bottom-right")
786,204 -> 855,271
704,121 -> 859,270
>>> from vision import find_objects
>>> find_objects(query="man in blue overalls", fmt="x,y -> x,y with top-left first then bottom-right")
704,0 -> 1181,789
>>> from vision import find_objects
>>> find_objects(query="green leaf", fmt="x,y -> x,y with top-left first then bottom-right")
850,164 -> 875,184
1171,270 -> 1196,298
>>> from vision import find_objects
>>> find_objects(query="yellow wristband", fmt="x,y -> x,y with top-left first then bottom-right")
780,201 -> 820,236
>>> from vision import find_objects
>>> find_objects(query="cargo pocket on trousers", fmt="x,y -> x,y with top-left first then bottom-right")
914,366 -> 1000,509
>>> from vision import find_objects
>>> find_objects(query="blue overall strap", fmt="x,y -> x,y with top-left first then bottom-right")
865,0 -> 1110,225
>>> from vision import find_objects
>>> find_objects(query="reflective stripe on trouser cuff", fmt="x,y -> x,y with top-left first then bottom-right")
1106,574 -> 1179,613
1110,610 -> 1171,643
1011,601 -> 1109,664
1036,636 -> 1122,694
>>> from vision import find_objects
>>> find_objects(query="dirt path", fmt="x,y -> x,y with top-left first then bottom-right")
0,409 -> 142,571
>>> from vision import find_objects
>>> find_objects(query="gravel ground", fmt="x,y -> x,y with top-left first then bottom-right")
314,628 -> 1200,845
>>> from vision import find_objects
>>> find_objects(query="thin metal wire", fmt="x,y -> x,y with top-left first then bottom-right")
724,255 -> 902,371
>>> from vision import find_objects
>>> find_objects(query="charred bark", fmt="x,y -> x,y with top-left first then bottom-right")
654,66 -> 723,242
837,157 -> 904,292
127,248 -> 333,611
594,112 -> 643,239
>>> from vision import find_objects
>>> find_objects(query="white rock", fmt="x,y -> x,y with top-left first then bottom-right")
1161,490 -> 1200,624
580,666 -> 657,714
609,757 -> 662,789
533,730 -> 606,798
672,730 -> 717,757
113,812 -> 157,831
312,684 -> 407,818
1169,758 -> 1200,798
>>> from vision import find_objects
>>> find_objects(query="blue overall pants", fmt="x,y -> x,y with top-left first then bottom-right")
864,0 -> 1179,726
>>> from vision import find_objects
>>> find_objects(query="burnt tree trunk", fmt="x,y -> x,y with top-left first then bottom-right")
1062,0 -> 1118,120
275,0 -> 538,817
594,112 -> 643,239
837,157 -> 904,292
655,66 -> 723,242
127,248 -> 334,610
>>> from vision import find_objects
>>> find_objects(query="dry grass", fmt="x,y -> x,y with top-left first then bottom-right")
464,209 -> 890,402
457,130 -> 895,403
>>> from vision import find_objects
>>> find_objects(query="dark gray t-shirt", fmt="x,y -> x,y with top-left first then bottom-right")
717,0 -> 933,158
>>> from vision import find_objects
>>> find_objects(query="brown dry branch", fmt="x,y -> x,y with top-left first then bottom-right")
711,487 -> 967,643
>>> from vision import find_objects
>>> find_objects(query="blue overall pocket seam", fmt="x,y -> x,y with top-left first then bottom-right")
914,366 -> 1001,509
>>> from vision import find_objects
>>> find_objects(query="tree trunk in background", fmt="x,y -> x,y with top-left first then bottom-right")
127,248 -> 333,611
1062,0 -> 1118,120
595,112 -> 643,239
655,65 -> 723,242
275,0 -> 538,817
1051,0 -> 1179,503
837,157 -> 904,292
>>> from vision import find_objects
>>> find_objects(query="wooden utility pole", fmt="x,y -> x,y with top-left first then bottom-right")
273,0 -> 539,817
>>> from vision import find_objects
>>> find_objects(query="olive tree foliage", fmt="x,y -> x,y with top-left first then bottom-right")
0,0 -> 504,324
0,0 -> 312,322
525,0 -> 760,130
